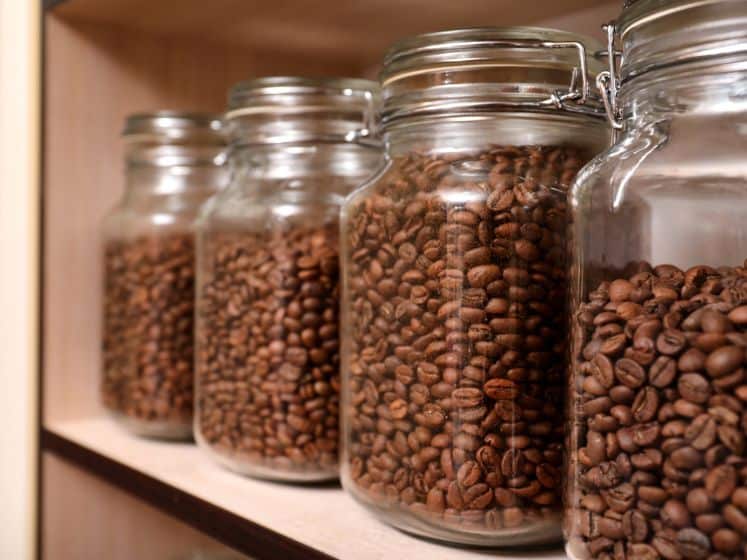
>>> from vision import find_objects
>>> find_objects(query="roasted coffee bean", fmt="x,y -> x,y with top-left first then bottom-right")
102,234 -> 196,436
570,262 -> 747,559
344,145 -> 590,533
677,528 -> 711,560
615,358 -> 646,388
650,356 -> 678,388
679,373 -> 713,404
196,225 -> 340,477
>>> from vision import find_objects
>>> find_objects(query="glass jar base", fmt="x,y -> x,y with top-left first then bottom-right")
345,481 -> 562,548
108,410 -> 193,441
195,431 -> 339,483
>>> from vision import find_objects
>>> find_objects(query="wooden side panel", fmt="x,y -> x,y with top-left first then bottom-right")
42,452 -> 248,560
0,0 -> 40,557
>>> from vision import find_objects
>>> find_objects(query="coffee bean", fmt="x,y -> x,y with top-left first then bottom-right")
723,504 -> 747,535
650,356 -> 678,387
622,510 -> 649,543
570,262 -> 747,558
102,234 -> 196,437
602,334 -> 628,356
196,225 -> 340,477
657,330 -> 688,355
679,348 -> 707,372
662,499 -> 692,529
652,532 -> 681,559
713,529 -> 741,554
728,306 -> 747,326
676,528 -> 711,560
633,387 -> 660,422
705,465 -> 737,502
678,373 -> 712,404
586,431 -> 606,465
695,513 -> 725,534
344,144 -> 591,533
686,488 -> 714,515
706,346 -> 744,378
603,482 -> 635,513
615,358 -> 646,388
732,487 -> 747,510
592,354 -> 615,389
686,414 -> 718,450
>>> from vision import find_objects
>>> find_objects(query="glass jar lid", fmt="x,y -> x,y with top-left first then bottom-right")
616,0 -> 747,83
225,76 -> 380,147
597,0 -> 747,129
379,27 -> 605,129
123,111 -> 226,167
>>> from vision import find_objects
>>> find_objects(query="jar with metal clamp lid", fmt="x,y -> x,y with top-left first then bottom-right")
340,27 -> 609,546
567,2 -> 747,558
101,112 -> 227,440
194,77 -> 382,481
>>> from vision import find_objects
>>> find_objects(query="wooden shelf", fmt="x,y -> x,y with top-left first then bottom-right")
43,417 -> 567,560
46,0 -> 619,71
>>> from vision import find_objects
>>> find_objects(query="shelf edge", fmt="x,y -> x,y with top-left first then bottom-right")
41,428 -> 336,560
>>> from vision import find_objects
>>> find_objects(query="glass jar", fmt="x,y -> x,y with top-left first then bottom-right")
194,77 -> 382,481
340,28 -> 609,546
566,2 -> 747,559
102,112 -> 227,439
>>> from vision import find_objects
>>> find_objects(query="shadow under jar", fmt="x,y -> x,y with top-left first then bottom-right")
566,1 -> 747,559
194,77 -> 382,481
101,112 -> 227,440
340,27 -> 609,546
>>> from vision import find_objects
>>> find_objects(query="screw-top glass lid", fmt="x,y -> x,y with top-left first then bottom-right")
379,27 -> 605,129
225,76 -> 380,147
616,0 -> 747,82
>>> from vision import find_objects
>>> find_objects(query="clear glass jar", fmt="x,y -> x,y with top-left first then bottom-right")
340,28 -> 609,546
566,2 -> 747,559
101,112 -> 227,440
194,77 -> 382,481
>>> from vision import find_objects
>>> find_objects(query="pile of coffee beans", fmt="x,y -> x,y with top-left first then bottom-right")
101,234 -> 195,437
342,144 -> 590,539
568,261 -> 747,559
195,224 -> 340,479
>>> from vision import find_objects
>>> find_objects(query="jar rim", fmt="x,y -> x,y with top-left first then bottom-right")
123,111 -> 225,144
227,76 -> 379,112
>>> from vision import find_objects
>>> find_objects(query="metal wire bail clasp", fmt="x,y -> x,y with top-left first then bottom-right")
343,88 -> 378,146
597,22 -> 624,130
542,39 -> 591,109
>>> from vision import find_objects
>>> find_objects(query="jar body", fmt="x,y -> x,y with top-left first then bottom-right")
194,144 -> 381,481
566,75 -> 747,559
102,167 -> 224,439
340,115 -> 607,545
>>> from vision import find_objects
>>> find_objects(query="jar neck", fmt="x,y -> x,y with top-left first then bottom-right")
228,142 -> 382,198
124,164 -> 226,202
620,62 -> 747,128
382,114 -> 608,157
